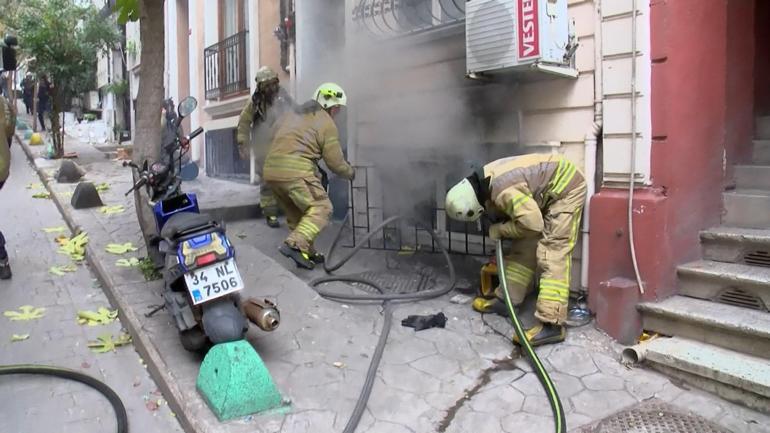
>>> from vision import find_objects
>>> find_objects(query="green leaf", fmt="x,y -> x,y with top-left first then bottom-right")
26,182 -> 44,190
43,226 -> 67,233
57,232 -> 89,261
49,264 -> 78,276
4,306 -> 46,321
88,332 -> 132,353
95,182 -> 110,192
100,205 -> 125,215
77,307 -> 118,326
116,257 -> 141,267
11,334 -> 31,342
32,192 -> 51,199
106,242 -> 138,255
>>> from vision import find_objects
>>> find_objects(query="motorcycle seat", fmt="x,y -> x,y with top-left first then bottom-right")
161,212 -> 218,240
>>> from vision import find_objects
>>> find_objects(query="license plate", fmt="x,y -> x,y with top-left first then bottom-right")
184,258 -> 244,305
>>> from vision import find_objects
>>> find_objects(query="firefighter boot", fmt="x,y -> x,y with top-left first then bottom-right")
512,321 -> 566,347
279,243 -> 315,270
0,258 -> 11,280
472,297 -> 509,317
266,216 -> 281,228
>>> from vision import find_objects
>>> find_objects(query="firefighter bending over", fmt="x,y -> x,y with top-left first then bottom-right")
445,154 -> 586,346
264,83 -> 354,270
236,66 -> 294,229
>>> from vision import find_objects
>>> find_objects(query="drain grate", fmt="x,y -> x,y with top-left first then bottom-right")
715,288 -> 767,312
744,250 -> 770,268
346,270 -> 433,294
588,400 -> 732,433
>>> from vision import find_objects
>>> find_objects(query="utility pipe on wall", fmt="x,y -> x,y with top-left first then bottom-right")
581,0 -> 603,292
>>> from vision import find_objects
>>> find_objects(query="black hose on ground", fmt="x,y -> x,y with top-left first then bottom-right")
309,214 -> 456,433
0,364 -> 128,433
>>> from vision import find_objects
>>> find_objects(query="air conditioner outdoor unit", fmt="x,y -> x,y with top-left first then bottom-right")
466,0 -> 577,78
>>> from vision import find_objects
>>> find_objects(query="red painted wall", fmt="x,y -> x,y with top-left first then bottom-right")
589,0 -> 758,341
756,1 -> 770,115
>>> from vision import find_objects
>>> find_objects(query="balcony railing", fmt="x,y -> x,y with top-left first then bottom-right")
204,30 -> 249,100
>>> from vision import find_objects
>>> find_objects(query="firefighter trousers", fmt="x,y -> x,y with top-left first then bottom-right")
267,176 -> 332,253
494,179 -> 586,325
255,155 -> 279,218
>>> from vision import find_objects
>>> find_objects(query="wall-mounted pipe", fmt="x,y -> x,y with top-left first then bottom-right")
621,343 -> 648,365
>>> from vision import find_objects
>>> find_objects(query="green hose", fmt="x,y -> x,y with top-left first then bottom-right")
0,364 -> 128,433
496,240 -> 566,433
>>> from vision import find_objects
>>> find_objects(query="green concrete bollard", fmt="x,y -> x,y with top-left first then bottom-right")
196,340 -> 284,421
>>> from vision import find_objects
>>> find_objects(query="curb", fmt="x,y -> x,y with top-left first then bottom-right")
17,137 -> 202,433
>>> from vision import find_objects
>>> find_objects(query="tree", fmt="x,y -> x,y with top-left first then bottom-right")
6,0 -> 119,158
114,0 -> 165,261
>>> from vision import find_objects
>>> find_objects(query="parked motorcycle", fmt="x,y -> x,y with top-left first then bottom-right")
125,96 -> 279,352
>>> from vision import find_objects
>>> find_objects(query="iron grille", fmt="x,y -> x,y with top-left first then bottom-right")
346,166 -> 493,256
715,288 -> 767,312
204,31 -> 249,100
352,0 -> 465,37
744,250 -> 770,268
204,128 -> 249,180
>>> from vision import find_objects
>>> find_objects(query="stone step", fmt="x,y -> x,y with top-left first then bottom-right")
723,189 -> 770,229
677,260 -> 770,315
755,139 -> 770,164
701,226 -> 770,266
757,116 -> 770,140
638,295 -> 770,359
735,164 -> 770,190
637,336 -> 770,412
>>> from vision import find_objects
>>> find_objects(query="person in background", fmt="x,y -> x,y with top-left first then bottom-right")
0,92 -> 16,279
21,73 -> 33,115
444,154 -> 587,346
37,74 -> 51,131
263,82 -> 354,270
236,66 -> 294,229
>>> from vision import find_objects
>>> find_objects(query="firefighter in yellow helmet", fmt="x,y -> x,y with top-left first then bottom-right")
263,83 -> 354,270
236,66 -> 294,229
445,154 -> 586,346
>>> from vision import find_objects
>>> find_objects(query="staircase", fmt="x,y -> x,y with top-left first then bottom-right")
637,115 -> 770,413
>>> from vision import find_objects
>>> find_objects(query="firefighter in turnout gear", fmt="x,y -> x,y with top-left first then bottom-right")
264,83 -> 354,270
445,154 -> 586,346
237,66 -> 294,228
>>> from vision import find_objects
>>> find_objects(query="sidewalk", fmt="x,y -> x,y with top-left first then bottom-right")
14,123 -> 770,433
0,143 -> 183,433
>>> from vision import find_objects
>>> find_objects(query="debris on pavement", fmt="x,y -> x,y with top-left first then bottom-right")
77,307 -> 119,326
106,242 -> 138,255
26,182 -> 44,190
116,257 -> 141,267
450,294 -> 473,304
100,205 -> 126,215
4,306 -> 46,321
32,191 -> 51,199
57,232 -> 89,261
401,312 -> 448,331
49,264 -> 78,276
333,361 -> 346,369
95,182 -> 110,192
43,226 -> 68,233
88,332 -> 132,353
11,334 -> 30,342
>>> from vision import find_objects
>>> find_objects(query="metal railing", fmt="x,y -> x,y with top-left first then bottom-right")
345,166 -> 493,256
204,31 -> 249,100
352,0 -> 465,38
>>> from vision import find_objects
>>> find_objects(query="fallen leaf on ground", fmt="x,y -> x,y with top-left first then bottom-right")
95,183 -> 110,192
106,243 -> 138,255
43,226 -> 67,233
77,307 -> 118,326
88,333 -> 132,353
49,264 -> 78,276
116,257 -> 141,267
32,192 -> 51,199
57,232 -> 89,261
26,182 -> 44,189
99,205 -> 125,215
4,306 -> 46,321
11,334 -> 30,342
60,191 -> 74,198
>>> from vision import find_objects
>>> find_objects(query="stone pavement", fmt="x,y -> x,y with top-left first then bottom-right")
13,126 -> 770,433
0,143 -> 183,433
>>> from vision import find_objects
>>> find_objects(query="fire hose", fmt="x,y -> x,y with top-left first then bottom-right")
0,364 -> 128,433
310,215 -> 565,433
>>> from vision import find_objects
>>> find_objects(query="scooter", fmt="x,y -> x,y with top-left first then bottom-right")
125,96 -> 279,352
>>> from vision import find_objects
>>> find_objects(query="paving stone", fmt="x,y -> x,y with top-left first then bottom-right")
469,383 -> 525,413
550,372 -> 585,398
281,410 -> 336,433
487,367 -> 526,388
522,395 -> 556,417
380,364 -> 442,394
362,420 -> 415,433
668,390 -> 726,421
511,372 -> 548,396
570,389 -> 636,418
582,372 -> 626,391
366,385 -> 432,426
502,412 -> 554,433
655,381 -> 688,402
445,409 -> 503,433
547,345 -> 599,377
380,338 -> 438,365
410,354 -> 462,380
624,368 -> 670,400
566,412 -> 595,430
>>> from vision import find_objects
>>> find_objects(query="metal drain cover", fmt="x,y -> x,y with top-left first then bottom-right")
587,400 -> 732,433
347,270 -> 433,294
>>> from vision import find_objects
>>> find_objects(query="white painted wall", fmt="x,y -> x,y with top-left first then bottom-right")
165,0 -> 179,102
600,0 -> 652,185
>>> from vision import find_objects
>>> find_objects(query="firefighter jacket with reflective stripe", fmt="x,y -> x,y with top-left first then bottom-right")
263,103 -> 354,182
481,154 -> 584,239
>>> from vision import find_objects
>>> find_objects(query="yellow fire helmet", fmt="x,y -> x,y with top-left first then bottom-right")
445,178 -> 484,222
314,82 -> 346,109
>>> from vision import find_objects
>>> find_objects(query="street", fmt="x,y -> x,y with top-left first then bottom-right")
0,143 -> 183,433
